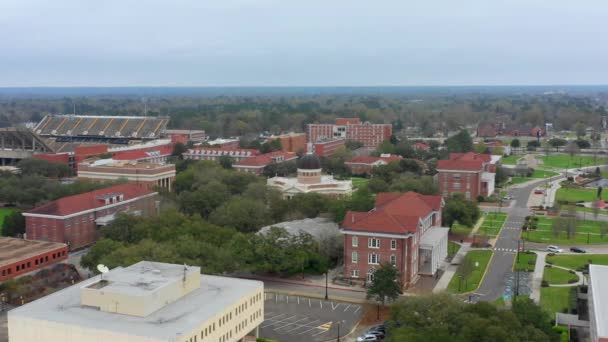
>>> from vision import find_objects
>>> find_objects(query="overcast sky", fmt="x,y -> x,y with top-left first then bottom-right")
1,0 -> 607,86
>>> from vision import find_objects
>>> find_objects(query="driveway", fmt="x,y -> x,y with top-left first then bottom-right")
261,293 -> 364,342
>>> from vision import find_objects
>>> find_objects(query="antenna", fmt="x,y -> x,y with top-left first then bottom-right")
97,264 -> 109,280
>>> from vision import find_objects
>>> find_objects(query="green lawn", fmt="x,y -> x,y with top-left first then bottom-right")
350,177 -> 369,189
514,252 -> 537,272
523,216 -> 608,244
477,212 -> 507,237
543,266 -> 578,284
451,223 -> 472,236
546,254 -> 608,271
539,155 -> 608,169
510,177 -> 533,184
502,155 -> 520,165
555,188 -> 608,203
540,287 -> 576,315
447,250 -> 493,293
448,241 -> 461,257
0,208 -> 17,233
531,169 -> 560,178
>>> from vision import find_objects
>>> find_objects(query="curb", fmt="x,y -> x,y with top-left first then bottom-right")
456,250 -> 495,296
264,289 -> 371,305
236,276 -> 367,293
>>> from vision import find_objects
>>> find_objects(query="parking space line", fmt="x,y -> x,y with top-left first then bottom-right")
274,316 -> 311,331
262,313 -> 285,324
320,300 -> 322,309
343,304 -> 351,312
331,302 -> 340,311
283,320 -> 320,333
309,298 -> 311,307
312,329 -> 330,337
297,296 -> 300,304
297,325 -> 325,335
260,315 -> 297,329
354,305 -> 361,313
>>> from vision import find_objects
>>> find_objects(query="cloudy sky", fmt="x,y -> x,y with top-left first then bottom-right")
0,0 -> 607,86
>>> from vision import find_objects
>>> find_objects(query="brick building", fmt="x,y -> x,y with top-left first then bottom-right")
77,159 -> 176,191
341,192 -> 448,288
436,152 -> 499,200
182,147 -> 259,162
233,151 -> 297,175
0,237 -> 68,282
312,139 -> 346,157
345,154 -> 403,176
165,129 -> 206,144
23,184 -> 159,249
307,118 -> 392,148
267,133 -> 307,153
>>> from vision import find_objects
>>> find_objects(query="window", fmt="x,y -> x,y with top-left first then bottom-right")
368,238 -> 380,249
453,173 -> 461,180
390,239 -> 397,250
452,182 -> 461,190
465,191 -> 471,199
352,251 -> 358,263
351,269 -> 359,278
368,253 -> 379,265
367,269 -> 375,282
390,255 -> 397,265
352,236 -> 358,247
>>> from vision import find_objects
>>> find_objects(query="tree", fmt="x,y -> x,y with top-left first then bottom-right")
446,130 -> 474,153
218,155 -> 233,169
1,211 -> 25,237
171,142 -> 188,159
17,158 -> 71,178
443,194 -> 481,228
510,138 -> 521,148
366,263 -> 402,319
575,121 -> 586,138
209,197 -> 271,233
565,142 -> 580,159
475,141 -> 487,154
548,138 -> 567,151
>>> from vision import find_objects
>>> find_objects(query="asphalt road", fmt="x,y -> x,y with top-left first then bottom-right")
476,174 -> 564,302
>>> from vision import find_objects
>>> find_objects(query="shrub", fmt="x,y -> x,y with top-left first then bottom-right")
568,270 -> 575,274
568,279 -> 578,284
528,261 -> 536,265
545,264 -> 552,268
548,253 -> 555,257
541,280 -> 549,287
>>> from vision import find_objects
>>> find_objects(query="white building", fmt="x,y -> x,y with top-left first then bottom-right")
267,153 -> 353,199
589,264 -> 608,342
9,261 -> 264,342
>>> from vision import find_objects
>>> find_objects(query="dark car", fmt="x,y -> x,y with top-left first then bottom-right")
570,247 -> 586,253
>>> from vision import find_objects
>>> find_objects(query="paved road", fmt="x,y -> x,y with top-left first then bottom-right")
476,174 -> 564,302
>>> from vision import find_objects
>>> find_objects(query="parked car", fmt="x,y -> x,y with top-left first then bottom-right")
534,189 -> 545,194
356,334 -> 380,341
366,330 -> 385,339
570,247 -> 587,253
369,325 -> 386,333
503,195 -> 513,201
547,245 -> 563,253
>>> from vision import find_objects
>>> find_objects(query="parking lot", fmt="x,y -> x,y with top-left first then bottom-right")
261,292 -> 364,342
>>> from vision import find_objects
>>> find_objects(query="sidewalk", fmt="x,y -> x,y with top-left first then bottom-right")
469,215 -> 487,237
433,242 -> 471,293
529,251 -> 547,304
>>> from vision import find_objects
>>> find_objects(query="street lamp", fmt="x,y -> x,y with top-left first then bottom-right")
325,272 -> 329,300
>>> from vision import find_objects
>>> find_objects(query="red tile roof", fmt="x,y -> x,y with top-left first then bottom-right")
347,155 -> 403,165
449,152 -> 491,163
437,159 -> 484,171
25,184 -> 156,217
414,142 -> 430,151
342,192 -> 442,234
235,151 -> 297,167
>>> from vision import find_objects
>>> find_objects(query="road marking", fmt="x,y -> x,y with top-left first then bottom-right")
354,305 -> 361,313
282,319 -> 321,333
286,295 -> 289,304
343,304 -> 351,312
320,300 -> 322,309
309,298 -> 311,307
318,322 -> 332,331
274,316 -> 311,331
260,315 -> 297,329
297,296 -> 300,305
331,302 -> 340,311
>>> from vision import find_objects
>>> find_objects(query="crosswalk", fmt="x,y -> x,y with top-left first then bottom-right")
492,247 -> 518,253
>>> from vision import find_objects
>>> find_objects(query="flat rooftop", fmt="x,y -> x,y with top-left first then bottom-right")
0,238 -> 66,267
80,159 -> 173,170
9,264 -> 263,339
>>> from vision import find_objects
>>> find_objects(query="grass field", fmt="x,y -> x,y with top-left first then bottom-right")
542,266 -> 578,284
502,155 -> 520,165
555,188 -> 608,203
514,252 -> 537,272
510,169 -> 559,185
350,177 -> 369,189
447,250 -> 493,293
0,208 -> 17,233
540,287 -> 575,315
546,254 -> 608,271
523,216 -> 608,244
477,212 -> 507,237
538,155 -> 608,169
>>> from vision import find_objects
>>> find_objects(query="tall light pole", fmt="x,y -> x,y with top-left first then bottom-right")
325,272 -> 329,300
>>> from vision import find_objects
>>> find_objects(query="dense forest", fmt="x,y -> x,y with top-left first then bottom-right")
0,90 -> 606,137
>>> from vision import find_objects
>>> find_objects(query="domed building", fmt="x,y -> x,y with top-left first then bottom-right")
267,149 -> 353,199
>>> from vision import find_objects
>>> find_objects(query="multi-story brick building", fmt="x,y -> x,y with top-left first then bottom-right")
345,154 -> 403,175
233,151 -> 298,175
341,192 -> 448,288
307,118 -> 392,148
23,184 -> 159,249
267,133 -> 307,153
312,138 -> 346,157
0,237 -> 68,282
182,147 -> 259,162
436,152 -> 499,200
77,159 -> 176,191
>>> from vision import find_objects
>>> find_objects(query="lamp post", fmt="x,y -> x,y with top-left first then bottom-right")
337,321 -> 341,342
325,272 -> 329,300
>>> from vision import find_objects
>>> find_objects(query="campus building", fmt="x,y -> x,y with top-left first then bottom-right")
345,154 -> 403,176
267,133 -> 307,153
182,147 -> 259,162
233,151 -> 297,175
589,264 -> 608,342
0,237 -> 68,282
165,129 -> 206,144
341,192 -> 448,288
436,152 -> 500,200
311,138 -> 346,157
8,261 -> 264,342
23,184 -> 159,249
77,159 -> 176,191
307,118 -> 392,148
267,153 -> 353,199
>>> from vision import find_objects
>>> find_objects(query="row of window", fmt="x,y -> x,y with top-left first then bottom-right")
352,252 -> 397,266
351,268 -> 377,280
2,250 -> 66,276
352,237 -> 397,250
191,309 -> 263,342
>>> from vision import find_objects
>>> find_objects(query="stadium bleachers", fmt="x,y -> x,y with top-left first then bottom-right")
35,115 -> 168,140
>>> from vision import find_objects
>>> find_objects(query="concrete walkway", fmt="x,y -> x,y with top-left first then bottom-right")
468,215 -> 487,237
547,264 -> 584,287
529,251 -> 547,303
433,242 -> 471,293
